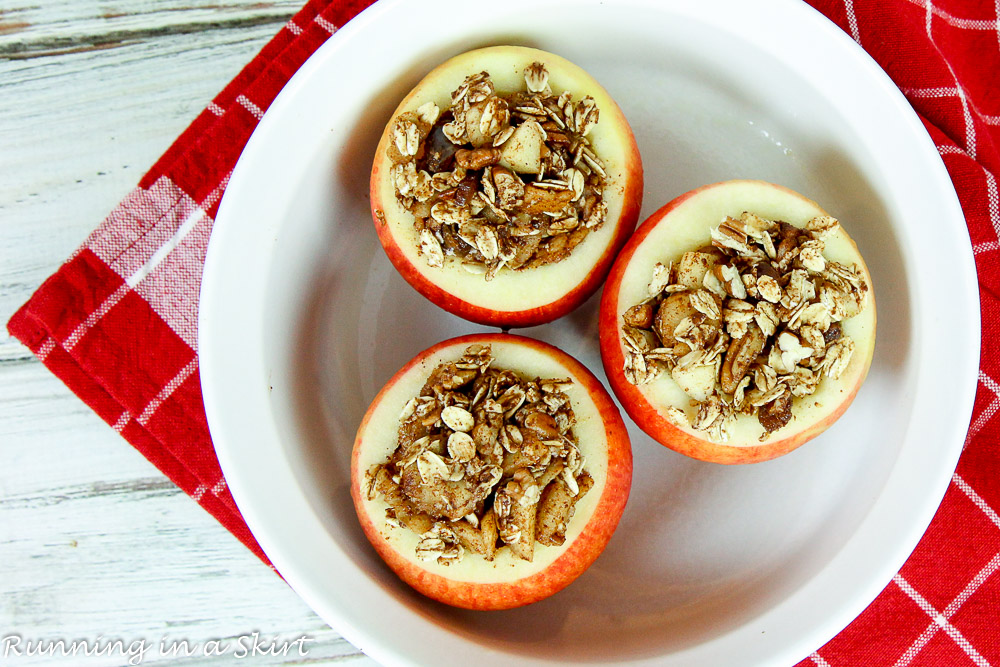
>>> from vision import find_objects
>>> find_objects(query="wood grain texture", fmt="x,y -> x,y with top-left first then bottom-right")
1,2 -> 374,664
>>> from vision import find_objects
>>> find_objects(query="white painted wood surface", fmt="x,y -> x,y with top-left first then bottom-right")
0,2 -> 376,664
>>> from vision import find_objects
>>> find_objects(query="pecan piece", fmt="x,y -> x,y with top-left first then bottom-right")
523,410 -> 560,439
523,184 -> 574,214
454,147 -> 501,170
719,322 -> 767,394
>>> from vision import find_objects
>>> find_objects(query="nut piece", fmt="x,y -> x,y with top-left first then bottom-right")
523,184 -> 575,214
455,147 -> 501,170
719,323 -> 766,394
524,411 -> 560,439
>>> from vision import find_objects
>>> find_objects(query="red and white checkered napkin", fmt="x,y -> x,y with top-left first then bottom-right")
8,0 -> 999,663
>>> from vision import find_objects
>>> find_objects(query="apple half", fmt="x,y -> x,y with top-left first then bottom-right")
351,333 -> 632,609
599,180 -> 877,464
370,45 -> 643,328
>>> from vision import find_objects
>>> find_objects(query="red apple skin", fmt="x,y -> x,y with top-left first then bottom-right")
370,46 -> 643,328
599,181 -> 876,465
350,333 -> 632,609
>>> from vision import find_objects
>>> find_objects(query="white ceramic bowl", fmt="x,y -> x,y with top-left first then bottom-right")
199,1 -> 980,664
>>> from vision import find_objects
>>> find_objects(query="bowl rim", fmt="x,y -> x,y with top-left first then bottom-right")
199,0 -> 981,664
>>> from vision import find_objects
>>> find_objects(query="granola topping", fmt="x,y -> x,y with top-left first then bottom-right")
366,344 -> 593,565
386,63 -> 608,280
621,212 -> 870,442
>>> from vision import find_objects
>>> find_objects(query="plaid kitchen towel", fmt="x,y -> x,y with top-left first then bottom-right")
7,0 -> 999,664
